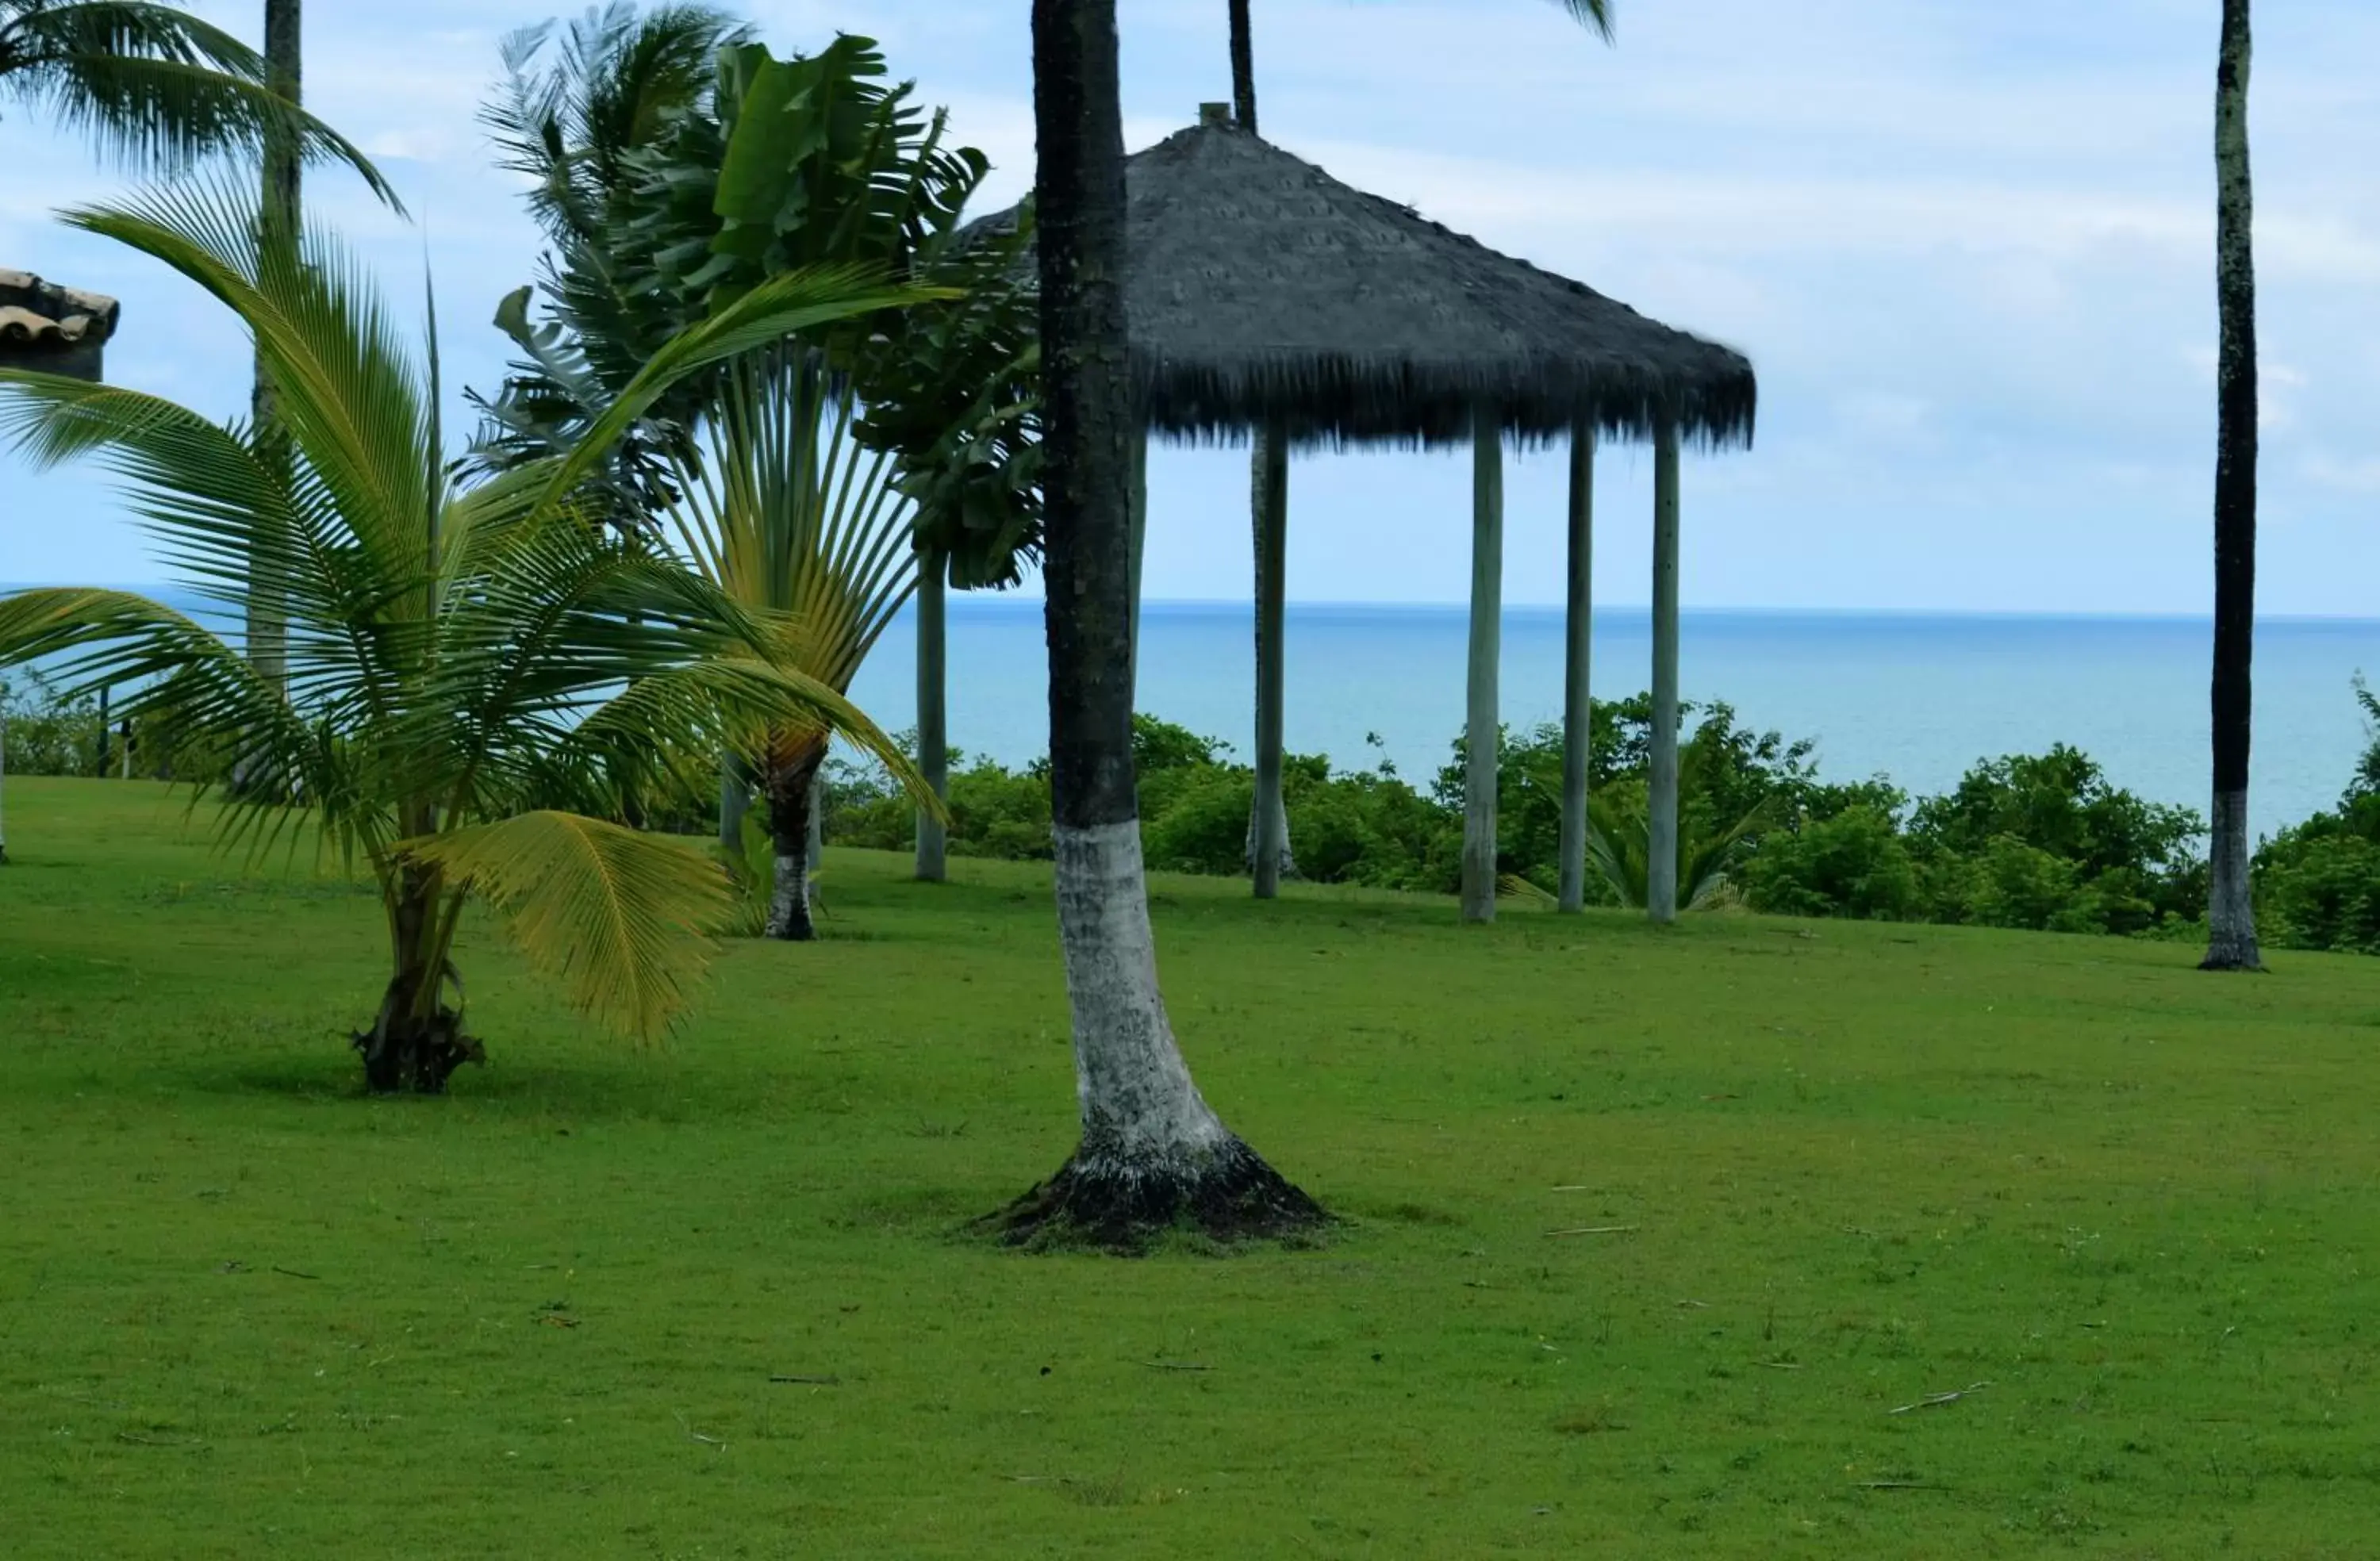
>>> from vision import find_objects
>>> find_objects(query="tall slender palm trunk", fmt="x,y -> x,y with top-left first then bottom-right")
1001,0 -> 1319,1246
2204,0 -> 2261,971
246,0 -> 301,696
1229,0 -> 1296,890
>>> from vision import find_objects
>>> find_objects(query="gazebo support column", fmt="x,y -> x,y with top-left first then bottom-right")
1647,419 -> 1682,924
1250,423 -> 1289,899
1559,422 -> 1595,914
914,550 -> 948,882
1461,410 -> 1504,923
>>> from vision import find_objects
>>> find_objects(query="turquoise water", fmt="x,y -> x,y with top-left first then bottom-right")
848,602 -> 2380,839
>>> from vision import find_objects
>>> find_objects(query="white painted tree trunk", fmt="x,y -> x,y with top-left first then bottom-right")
1054,819 -> 1234,1168
1559,424 -> 1595,914
1647,422 -> 1682,925
915,558 -> 948,881
1461,412 -> 1503,923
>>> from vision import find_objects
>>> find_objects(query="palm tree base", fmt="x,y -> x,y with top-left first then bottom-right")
353,981 -> 483,1095
2198,938 -> 2265,972
987,1134 -> 1325,1251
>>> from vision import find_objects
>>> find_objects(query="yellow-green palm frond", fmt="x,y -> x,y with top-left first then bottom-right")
58,179 -> 443,574
400,811 -> 727,1041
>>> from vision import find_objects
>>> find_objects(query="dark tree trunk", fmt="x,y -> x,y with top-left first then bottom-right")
915,552 -> 949,881
355,865 -> 479,1094
1227,0 -> 1257,132
764,746 -> 825,941
2204,0 -> 2262,972
999,0 -> 1320,1248
246,0 -> 301,698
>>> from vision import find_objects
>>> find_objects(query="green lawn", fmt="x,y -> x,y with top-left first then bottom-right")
4,777 -> 2378,1558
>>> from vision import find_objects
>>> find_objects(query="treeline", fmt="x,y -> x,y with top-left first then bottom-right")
18,668 -> 2380,954
823,689 -> 2380,955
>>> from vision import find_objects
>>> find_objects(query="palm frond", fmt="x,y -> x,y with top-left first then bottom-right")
59,178 -> 440,573
2,2 -> 400,203
542,265 -> 957,509
1545,0 -> 1616,42
399,810 -> 727,1041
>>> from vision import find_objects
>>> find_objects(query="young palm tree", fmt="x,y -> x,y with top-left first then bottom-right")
0,182 -> 935,1091
656,355 -> 919,939
0,0 -> 389,194
1005,0 -> 1319,1245
476,23 -> 1042,933
2203,0 -> 2261,971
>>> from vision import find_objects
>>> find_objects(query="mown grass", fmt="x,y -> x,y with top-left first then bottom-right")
4,776 -> 2379,1558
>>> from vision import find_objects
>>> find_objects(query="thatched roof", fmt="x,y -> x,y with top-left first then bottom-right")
972,119 -> 1755,451
0,270 -> 120,383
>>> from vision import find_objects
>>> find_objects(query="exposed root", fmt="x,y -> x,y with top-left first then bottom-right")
987,1134 -> 1327,1251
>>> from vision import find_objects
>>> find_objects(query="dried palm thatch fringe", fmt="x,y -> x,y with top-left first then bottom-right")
968,119 -> 1756,452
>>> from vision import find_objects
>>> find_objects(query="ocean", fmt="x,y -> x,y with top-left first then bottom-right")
15,590 -> 2378,839
846,601 -> 2380,839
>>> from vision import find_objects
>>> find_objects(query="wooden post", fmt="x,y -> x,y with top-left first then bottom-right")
1647,419 -> 1682,924
1251,422 -> 1289,899
1559,422 -> 1595,913
1461,409 -> 1503,923
914,550 -> 948,881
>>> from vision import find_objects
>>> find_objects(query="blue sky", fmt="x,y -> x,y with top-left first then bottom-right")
2,0 -> 2375,612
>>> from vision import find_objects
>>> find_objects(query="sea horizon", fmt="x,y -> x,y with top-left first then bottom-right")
10,589 -> 2377,838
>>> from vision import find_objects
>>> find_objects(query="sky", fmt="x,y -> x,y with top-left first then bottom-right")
2,0 -> 2375,613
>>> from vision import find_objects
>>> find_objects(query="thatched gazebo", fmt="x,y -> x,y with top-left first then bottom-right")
971,109 -> 1756,922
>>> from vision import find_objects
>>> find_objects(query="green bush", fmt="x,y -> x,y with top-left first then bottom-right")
1739,805 -> 1919,920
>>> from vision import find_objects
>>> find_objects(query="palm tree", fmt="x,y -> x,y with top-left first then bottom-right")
477,21 -> 1041,933
0,1 -> 390,194
1223,0 -> 1613,898
2202,0 -> 2260,972
654,355 -> 919,939
0,181 -> 935,1091
1001,0 -> 1319,1245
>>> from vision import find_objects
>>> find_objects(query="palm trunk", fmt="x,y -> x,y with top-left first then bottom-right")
1004,0 -> 1320,1246
718,754 -> 750,853
2203,0 -> 2262,972
1558,424 -> 1595,913
1647,420 -> 1682,923
1461,411 -> 1503,922
1250,421 -> 1291,896
356,862 -> 478,1094
245,0 -> 301,698
916,554 -> 950,881
764,746 -> 824,941
1228,0 -> 1257,132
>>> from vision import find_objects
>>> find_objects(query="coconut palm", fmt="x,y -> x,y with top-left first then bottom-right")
0,0 -> 390,194
2203,0 -> 2260,971
1001,0 -> 1319,1245
0,180 -> 937,1090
